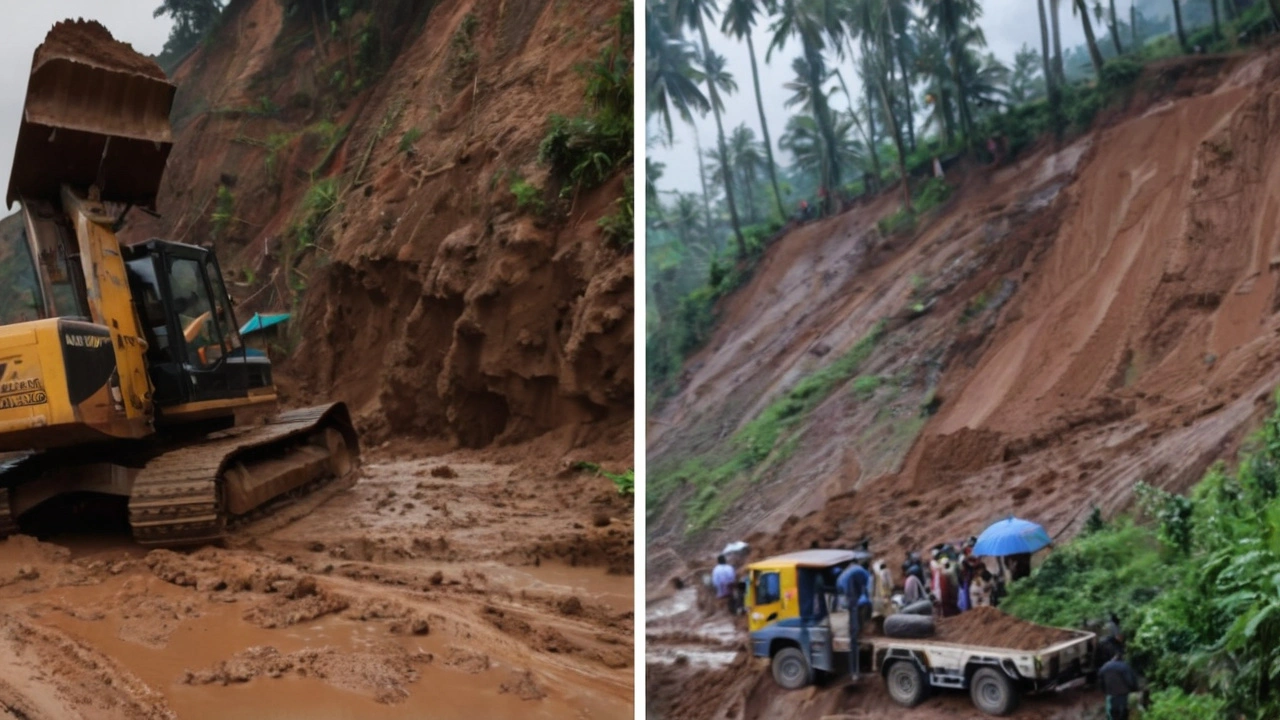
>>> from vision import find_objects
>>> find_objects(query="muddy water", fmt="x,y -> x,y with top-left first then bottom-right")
488,561 -> 633,613
42,583 -> 624,719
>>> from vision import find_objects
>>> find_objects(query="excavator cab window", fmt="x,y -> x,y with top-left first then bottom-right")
166,256 -> 225,370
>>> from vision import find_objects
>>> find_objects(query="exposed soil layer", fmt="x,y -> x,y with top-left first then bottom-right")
648,49 -> 1280,720
36,20 -> 167,78
0,447 -> 633,718
118,0 -> 633,451
934,607 -> 1078,651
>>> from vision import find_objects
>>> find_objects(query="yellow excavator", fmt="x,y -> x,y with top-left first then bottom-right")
0,21 -> 357,544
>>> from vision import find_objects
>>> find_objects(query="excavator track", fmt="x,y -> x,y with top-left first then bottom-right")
128,403 -> 357,546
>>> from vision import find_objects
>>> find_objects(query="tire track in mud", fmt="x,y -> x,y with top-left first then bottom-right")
0,446 -> 633,719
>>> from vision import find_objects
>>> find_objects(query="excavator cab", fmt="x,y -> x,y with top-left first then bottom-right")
123,240 -> 274,420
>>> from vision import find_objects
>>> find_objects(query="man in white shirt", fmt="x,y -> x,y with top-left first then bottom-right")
711,555 -> 736,614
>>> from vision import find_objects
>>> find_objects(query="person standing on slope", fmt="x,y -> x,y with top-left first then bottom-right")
1098,649 -> 1142,720
836,558 -> 873,680
711,555 -> 736,615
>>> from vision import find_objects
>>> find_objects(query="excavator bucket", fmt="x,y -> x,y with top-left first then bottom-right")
6,20 -> 176,209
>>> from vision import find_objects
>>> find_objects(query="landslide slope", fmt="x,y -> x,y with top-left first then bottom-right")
121,0 -> 633,455
648,49 -> 1280,590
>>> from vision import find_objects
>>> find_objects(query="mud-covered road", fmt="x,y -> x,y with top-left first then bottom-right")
0,442 -> 634,719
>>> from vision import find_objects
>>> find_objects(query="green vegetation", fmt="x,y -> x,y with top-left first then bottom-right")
509,176 -> 546,215
398,127 -> 423,155
153,0 -> 227,71
598,177 -> 634,250
209,184 -> 235,239
651,322 -> 885,531
572,462 -> 634,497
291,178 -> 340,251
448,13 -> 479,85
851,375 -> 882,399
539,43 -> 633,192
1004,393 -> 1280,717
605,469 -> 635,496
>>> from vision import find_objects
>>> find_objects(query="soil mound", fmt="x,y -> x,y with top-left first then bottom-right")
935,607 -> 1078,651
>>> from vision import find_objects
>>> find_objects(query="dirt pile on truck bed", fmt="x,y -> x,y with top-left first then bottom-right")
935,607 -> 1078,651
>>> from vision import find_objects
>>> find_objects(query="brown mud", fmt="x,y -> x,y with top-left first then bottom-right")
647,49 -> 1280,719
0,445 -> 632,719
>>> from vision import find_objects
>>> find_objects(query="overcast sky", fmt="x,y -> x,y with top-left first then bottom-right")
649,0 -> 1102,195
0,3 -> 172,213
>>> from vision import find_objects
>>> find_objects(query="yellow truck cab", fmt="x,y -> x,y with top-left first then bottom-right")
745,549 -> 856,688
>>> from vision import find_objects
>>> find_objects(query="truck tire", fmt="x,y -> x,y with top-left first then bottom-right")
884,613 -> 935,639
970,667 -> 1019,716
771,647 -> 812,690
899,599 -> 933,616
885,660 -> 928,707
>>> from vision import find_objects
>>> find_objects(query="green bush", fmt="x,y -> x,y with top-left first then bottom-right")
210,185 -> 235,239
1100,57 -> 1143,95
914,177 -> 952,214
851,375 -> 882,399
510,177 -> 545,215
598,177 -> 633,249
1004,393 -> 1280,718
1143,688 -> 1228,720
398,127 -> 423,155
877,207 -> 917,236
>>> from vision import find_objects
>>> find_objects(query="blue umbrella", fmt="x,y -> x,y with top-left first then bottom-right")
972,517 -> 1052,557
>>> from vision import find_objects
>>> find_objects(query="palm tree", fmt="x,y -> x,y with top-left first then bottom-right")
728,124 -> 767,223
691,126 -> 716,244
646,157 -> 667,225
1008,44 -> 1045,104
781,112 -> 866,181
1050,0 -> 1065,84
1171,0 -> 1187,52
1105,0 -> 1123,55
646,5 -> 710,144
922,0 -> 982,144
1036,0 -> 1056,99
1071,0 -> 1104,78
722,0 -> 787,220
1209,0 -> 1221,40
769,0 -> 845,214
671,0 -> 748,257
915,26 -> 957,144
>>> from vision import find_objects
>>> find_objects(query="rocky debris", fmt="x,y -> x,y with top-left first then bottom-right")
499,670 -> 546,700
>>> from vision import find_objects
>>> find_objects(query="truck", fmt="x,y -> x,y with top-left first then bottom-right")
745,549 -> 1096,716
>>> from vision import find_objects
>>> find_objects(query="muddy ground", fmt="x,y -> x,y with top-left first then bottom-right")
0,441 -> 633,719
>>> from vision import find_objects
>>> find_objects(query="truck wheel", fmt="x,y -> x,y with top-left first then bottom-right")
970,667 -> 1019,716
899,599 -> 933,616
885,660 -> 928,707
884,613 -> 935,639
771,647 -> 812,690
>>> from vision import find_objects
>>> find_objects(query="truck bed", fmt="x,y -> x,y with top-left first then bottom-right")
827,609 -> 1095,685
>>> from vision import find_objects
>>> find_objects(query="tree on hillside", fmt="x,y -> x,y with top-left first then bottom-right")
728,125 -> 767,223
1008,43 -> 1045,103
723,0 -> 788,220
1171,0 -> 1188,51
922,0 -> 983,145
672,0 -> 749,257
1071,0 -> 1105,78
1104,0 -> 1124,54
780,113 -> 865,183
646,5 -> 710,144
769,0 -> 846,215
154,0 -> 227,68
